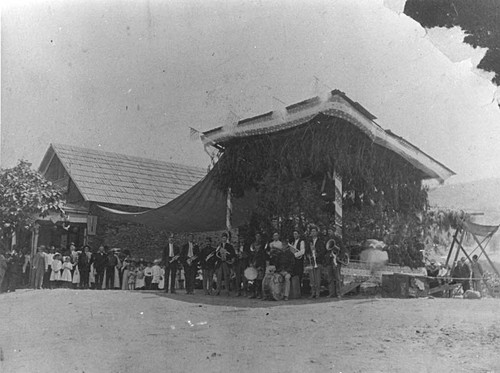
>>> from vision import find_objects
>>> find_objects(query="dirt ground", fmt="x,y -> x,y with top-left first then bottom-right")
0,289 -> 499,373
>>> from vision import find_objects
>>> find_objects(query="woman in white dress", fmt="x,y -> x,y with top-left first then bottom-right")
61,257 -> 73,287
50,254 -> 63,288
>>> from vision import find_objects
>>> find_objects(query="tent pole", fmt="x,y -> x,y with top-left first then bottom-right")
226,187 -> 232,232
450,229 -> 465,274
445,228 -> 460,268
469,232 -> 500,277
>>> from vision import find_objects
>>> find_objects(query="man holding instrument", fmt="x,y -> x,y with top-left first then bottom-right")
199,237 -> 216,295
181,233 -> 200,295
163,234 -> 180,294
215,232 -> 235,296
306,226 -> 325,299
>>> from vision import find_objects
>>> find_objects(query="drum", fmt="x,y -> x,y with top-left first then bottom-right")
262,273 -> 284,301
244,267 -> 258,281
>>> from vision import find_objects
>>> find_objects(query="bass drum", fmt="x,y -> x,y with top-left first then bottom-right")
262,273 -> 284,301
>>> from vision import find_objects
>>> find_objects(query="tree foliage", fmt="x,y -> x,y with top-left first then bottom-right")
0,160 -> 65,235
405,0 -> 500,85
212,116 -> 431,267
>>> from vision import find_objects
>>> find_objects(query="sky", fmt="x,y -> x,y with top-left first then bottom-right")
2,0 -> 500,185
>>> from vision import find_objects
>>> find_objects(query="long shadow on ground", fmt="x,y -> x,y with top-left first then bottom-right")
143,290 -> 375,308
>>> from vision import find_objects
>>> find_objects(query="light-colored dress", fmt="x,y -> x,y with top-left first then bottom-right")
135,269 -> 145,289
158,268 -> 165,290
50,260 -> 62,281
152,265 -> 161,284
61,262 -> 73,282
121,259 -> 130,290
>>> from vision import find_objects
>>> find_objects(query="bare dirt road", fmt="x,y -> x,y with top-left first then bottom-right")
0,289 -> 499,373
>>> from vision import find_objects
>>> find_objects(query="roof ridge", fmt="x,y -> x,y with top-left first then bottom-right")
50,143 -> 206,172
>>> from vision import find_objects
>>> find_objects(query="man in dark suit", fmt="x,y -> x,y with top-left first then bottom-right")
90,245 -> 107,290
307,226 -> 326,299
215,232 -> 235,296
181,233 -> 200,295
163,234 -> 180,294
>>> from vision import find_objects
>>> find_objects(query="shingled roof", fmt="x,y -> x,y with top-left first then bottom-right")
39,144 -> 207,209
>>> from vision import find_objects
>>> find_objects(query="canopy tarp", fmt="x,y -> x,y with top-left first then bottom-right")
461,220 -> 500,237
98,168 -> 257,232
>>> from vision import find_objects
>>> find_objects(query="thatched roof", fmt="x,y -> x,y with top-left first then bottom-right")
202,90 -> 454,183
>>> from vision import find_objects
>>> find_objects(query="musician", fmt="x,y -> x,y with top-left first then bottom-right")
291,229 -> 306,291
248,232 -> 267,299
234,237 -> 250,297
275,241 -> 296,301
163,234 -> 180,294
325,227 -> 341,299
199,237 -> 216,295
267,232 -> 283,266
306,226 -> 326,299
181,233 -> 200,295
214,232 -> 235,296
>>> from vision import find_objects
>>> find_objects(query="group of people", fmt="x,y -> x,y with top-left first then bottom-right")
1,225 -> 347,301
426,255 -> 484,294
163,226 -> 346,301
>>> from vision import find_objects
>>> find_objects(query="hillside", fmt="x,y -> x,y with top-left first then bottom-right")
428,178 -> 500,265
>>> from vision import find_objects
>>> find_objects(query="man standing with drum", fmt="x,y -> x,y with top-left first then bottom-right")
248,232 -> 267,299
325,227 -> 341,299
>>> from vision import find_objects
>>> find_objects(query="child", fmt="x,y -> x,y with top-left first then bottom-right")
151,260 -> 161,290
144,262 -> 153,290
50,254 -> 62,288
158,265 -> 165,290
61,256 -> 73,288
135,263 -> 145,290
128,264 -> 136,290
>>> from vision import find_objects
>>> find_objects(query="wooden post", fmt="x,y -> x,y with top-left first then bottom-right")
445,228 -> 460,268
226,187 -> 232,232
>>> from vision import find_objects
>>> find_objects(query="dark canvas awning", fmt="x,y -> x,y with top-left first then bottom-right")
98,169 -> 256,232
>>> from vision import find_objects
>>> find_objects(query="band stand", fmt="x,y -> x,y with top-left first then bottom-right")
444,219 -> 500,297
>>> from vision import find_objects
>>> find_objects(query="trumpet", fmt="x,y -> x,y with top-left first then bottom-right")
169,255 -> 180,264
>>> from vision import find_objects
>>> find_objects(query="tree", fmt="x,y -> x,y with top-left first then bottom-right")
0,160 -> 65,244
405,0 -> 500,85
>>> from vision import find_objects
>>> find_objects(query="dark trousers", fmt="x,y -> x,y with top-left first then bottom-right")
327,264 -> 340,297
184,265 -> 196,293
105,267 -> 115,289
164,263 -> 177,292
95,269 -> 105,289
202,268 -> 214,294
145,276 -> 152,290
216,262 -> 231,294
234,261 -> 247,295
79,267 -> 89,289
44,267 -> 52,289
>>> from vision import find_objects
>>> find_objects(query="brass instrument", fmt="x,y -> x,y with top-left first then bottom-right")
311,248 -> 318,269
216,244 -> 234,264
326,239 -> 339,266
186,255 -> 198,266
205,250 -> 216,262
169,255 -> 180,264
290,241 -> 304,259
